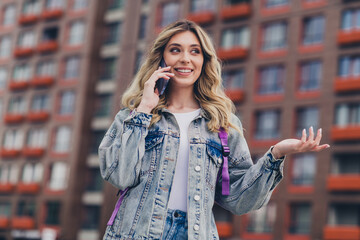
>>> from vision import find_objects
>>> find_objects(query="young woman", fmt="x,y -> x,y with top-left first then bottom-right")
99,20 -> 329,240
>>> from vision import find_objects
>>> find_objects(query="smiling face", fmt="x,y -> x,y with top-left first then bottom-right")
163,31 -> 204,89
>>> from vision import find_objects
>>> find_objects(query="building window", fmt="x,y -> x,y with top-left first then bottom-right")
17,201 -> 36,217
26,128 -> 47,148
45,202 -> 61,225
45,0 -> 64,9
48,162 -> 68,190
335,103 -> 360,127
190,0 -> 215,12
99,57 -> 117,81
138,15 -> 148,40
94,93 -> 113,117
7,96 -> 26,114
0,203 -> 11,218
255,110 -> 281,140
0,164 -> 18,184
36,60 -> 56,76
22,0 -> 41,15
85,168 -> 103,192
221,27 -> 250,49
53,126 -> 71,153
299,60 -> 321,92
68,20 -> 85,45
13,63 -> 32,82
82,205 -> 101,229
0,35 -> 12,58
222,69 -> 245,89
160,2 -> 180,28
18,31 -> 36,48
2,4 -> 16,26
21,163 -> 43,183
265,0 -> 289,8
295,107 -> 319,137
64,56 -> 80,79
108,0 -> 125,10
339,55 -> 360,77
289,203 -> 311,234
247,202 -> 276,233
103,22 -> 121,45
224,0 -> 250,5
42,26 -> 59,42
329,204 -> 360,226
291,153 -> 316,186
90,130 -> 106,154
31,94 -> 50,112
58,90 -> 75,115
0,68 -> 7,90
332,154 -> 360,175
302,16 -> 325,46
262,22 -> 287,51
73,0 -> 88,10
258,65 -> 284,95
341,9 -> 360,31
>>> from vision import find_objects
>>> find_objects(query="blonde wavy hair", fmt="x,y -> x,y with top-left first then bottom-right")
122,19 -> 240,133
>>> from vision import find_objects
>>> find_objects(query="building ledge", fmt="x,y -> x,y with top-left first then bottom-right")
327,175 -> 360,191
323,226 -> 360,240
331,126 -> 360,141
221,3 -> 251,20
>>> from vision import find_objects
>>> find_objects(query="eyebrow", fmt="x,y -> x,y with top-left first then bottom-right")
167,43 -> 201,48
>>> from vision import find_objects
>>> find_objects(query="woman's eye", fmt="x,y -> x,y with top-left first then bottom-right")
191,49 -> 201,54
170,48 -> 180,53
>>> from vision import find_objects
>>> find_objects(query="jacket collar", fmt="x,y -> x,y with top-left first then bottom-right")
160,107 -> 210,120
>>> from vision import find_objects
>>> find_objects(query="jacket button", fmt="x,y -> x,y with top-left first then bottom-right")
217,158 -> 223,164
193,224 -> 200,231
195,166 -> 201,172
194,195 -> 200,201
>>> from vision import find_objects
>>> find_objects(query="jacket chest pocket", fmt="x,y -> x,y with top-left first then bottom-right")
205,144 -> 223,191
141,133 -> 164,177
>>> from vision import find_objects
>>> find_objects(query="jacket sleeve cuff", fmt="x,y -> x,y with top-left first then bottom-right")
264,147 -> 285,170
124,108 -> 152,127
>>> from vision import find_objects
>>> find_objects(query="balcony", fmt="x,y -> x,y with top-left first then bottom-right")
225,89 -> 245,103
14,47 -> 35,58
42,9 -> 63,20
0,217 -> 9,229
23,147 -> 45,158
338,30 -> 360,45
17,182 -> 41,194
37,41 -> 58,53
334,77 -> 360,92
261,5 -> 290,17
323,226 -> 360,240
327,175 -> 360,191
217,47 -> 248,60
27,111 -> 50,122
9,80 -> 29,91
0,149 -> 21,158
221,3 -> 251,20
331,126 -> 360,141
302,0 -> 327,9
216,222 -> 232,238
18,14 -> 39,25
0,183 -> 15,193
186,11 -> 215,25
11,217 -> 35,230
30,76 -> 55,88
4,113 -> 26,124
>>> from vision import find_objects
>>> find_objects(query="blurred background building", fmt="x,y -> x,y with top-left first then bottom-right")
0,0 -> 359,239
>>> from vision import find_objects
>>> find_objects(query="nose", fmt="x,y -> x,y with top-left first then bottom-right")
180,52 -> 190,64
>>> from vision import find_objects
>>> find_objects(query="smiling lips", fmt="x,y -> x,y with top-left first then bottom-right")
174,67 -> 194,76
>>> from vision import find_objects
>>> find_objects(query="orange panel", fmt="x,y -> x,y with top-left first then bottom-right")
0,217 -> 9,228
216,222 -> 232,238
13,47 -> 34,57
37,41 -> 58,53
17,182 -> 40,194
221,3 -> 251,20
217,47 -> 248,60
261,5 -> 290,17
327,175 -> 360,191
225,89 -> 245,103
23,147 -> 45,157
30,76 -> 54,87
42,9 -> 63,19
0,149 -> 21,158
4,114 -> 25,124
18,15 -> 39,25
186,11 -> 215,25
8,81 -> 29,91
323,226 -> 360,240
0,183 -> 15,193
27,111 -> 50,122
334,77 -> 360,92
331,126 -> 360,141
284,235 -> 310,240
11,217 -> 35,230
338,30 -> 360,45
301,0 -> 327,9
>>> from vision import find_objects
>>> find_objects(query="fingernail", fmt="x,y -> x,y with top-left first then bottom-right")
319,128 -> 322,134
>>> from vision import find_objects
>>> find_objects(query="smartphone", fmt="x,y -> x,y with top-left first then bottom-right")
155,58 -> 170,95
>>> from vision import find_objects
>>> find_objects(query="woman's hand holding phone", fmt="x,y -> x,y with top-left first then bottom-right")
137,66 -> 174,114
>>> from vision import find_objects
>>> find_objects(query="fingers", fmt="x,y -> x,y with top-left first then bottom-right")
301,129 -> 306,143
314,128 -> 322,145
308,126 -> 315,142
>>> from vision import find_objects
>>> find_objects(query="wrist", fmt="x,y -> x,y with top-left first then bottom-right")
137,104 -> 152,114
271,145 -> 283,159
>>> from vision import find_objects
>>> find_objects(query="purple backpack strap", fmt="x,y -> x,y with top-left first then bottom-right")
218,127 -> 230,195
107,188 -> 128,226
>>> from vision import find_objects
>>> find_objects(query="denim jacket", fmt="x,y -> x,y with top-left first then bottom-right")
99,108 -> 284,240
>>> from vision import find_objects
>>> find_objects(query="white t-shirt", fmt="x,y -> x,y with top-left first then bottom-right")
167,109 -> 201,212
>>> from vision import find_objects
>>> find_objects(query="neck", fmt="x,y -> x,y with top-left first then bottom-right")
167,85 -> 200,113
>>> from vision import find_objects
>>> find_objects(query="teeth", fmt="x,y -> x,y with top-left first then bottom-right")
177,69 -> 191,73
